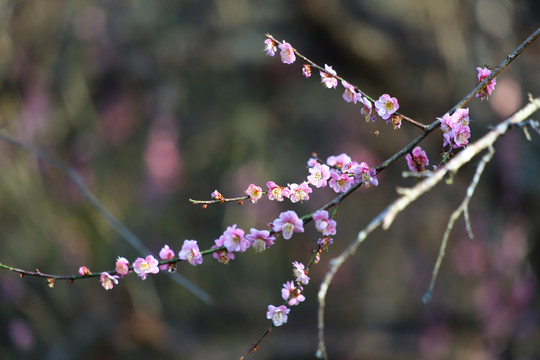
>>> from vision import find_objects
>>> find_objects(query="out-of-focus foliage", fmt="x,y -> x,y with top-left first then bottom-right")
0,1 -> 539,359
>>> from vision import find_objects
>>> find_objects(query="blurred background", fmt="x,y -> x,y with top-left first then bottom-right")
0,0 -> 539,359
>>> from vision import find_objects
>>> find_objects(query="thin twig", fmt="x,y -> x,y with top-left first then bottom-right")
0,132 -> 212,303
422,145 -> 494,304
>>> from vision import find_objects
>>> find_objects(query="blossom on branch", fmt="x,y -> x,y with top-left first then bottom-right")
288,182 -> 312,203
375,94 -> 399,120
266,181 -> 290,202
281,281 -> 305,306
359,96 -> 376,122
475,67 -> 497,101
302,64 -> 312,78
307,162 -> 330,188
439,108 -> 471,149
78,266 -> 91,276
115,257 -> 130,276
159,245 -> 176,271
245,184 -> 263,203
267,305 -> 290,327
264,38 -> 277,57
245,228 -> 275,252
320,64 -> 338,89
222,225 -> 249,253
133,255 -> 160,279
212,235 -> 235,264
312,210 -> 337,236
406,146 -> 429,172
179,240 -> 203,266
271,210 -> 304,240
100,272 -> 119,290
278,41 -> 296,64
341,80 -> 358,103
292,261 -> 310,285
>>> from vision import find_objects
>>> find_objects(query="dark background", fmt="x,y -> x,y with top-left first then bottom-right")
0,1 -> 539,359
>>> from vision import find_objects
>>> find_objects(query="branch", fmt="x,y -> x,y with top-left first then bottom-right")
0,132 -> 212,303
316,96 -> 540,359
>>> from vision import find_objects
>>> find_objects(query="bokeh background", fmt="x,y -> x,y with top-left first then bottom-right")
0,1 -> 539,359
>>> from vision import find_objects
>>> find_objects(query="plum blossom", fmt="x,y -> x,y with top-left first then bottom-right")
245,184 -> 263,203
264,38 -> 277,57
328,170 -> 354,193
320,64 -> 338,89
211,190 -> 224,201
115,257 -> 130,276
318,236 -> 334,250
212,235 -> 235,264
78,266 -> 91,276
222,225 -> 249,253
375,94 -> 399,120
302,64 -> 312,78
159,245 -> 176,271
279,41 -> 296,64
307,162 -> 330,188
292,261 -> 310,285
100,272 -> 119,290
133,255 -> 159,280
245,228 -> 276,252
312,210 -> 337,236
272,210 -> 304,240
266,181 -> 290,201
341,80 -> 358,103
267,305 -> 290,327
475,67 -> 497,101
288,182 -> 312,203
326,153 -> 351,169
439,108 -> 471,149
179,240 -> 203,266
281,281 -> 305,306
354,162 -> 379,187
359,96 -> 376,122
406,146 -> 429,172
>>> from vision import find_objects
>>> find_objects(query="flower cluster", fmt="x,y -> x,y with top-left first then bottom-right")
264,37 -> 401,127
439,108 -> 471,149
406,146 -> 429,172
475,67 -> 497,101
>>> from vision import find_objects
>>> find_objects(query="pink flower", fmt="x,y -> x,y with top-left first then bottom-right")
312,210 -> 337,236
278,41 -> 296,64
359,96 -> 376,122
211,190 -> 224,201
179,240 -> 203,266
341,80 -> 357,103
100,272 -> 119,290
212,235 -> 235,264
375,94 -> 399,120
245,184 -> 263,203
245,228 -> 275,252
267,305 -> 290,327
355,162 -> 378,187
288,182 -> 312,203
320,64 -> 338,89
302,64 -> 312,78
115,257 -> 130,276
439,108 -> 471,149
318,236 -> 334,250
326,153 -> 351,169
406,146 -> 429,172
159,245 -> 176,271
328,170 -> 354,193
281,281 -> 305,306
272,210 -> 304,240
133,255 -> 159,280
292,261 -> 310,285
222,225 -> 249,253
266,181 -> 291,202
307,162 -> 331,188
78,266 -> 91,276
264,38 -> 277,57
475,67 -> 496,101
